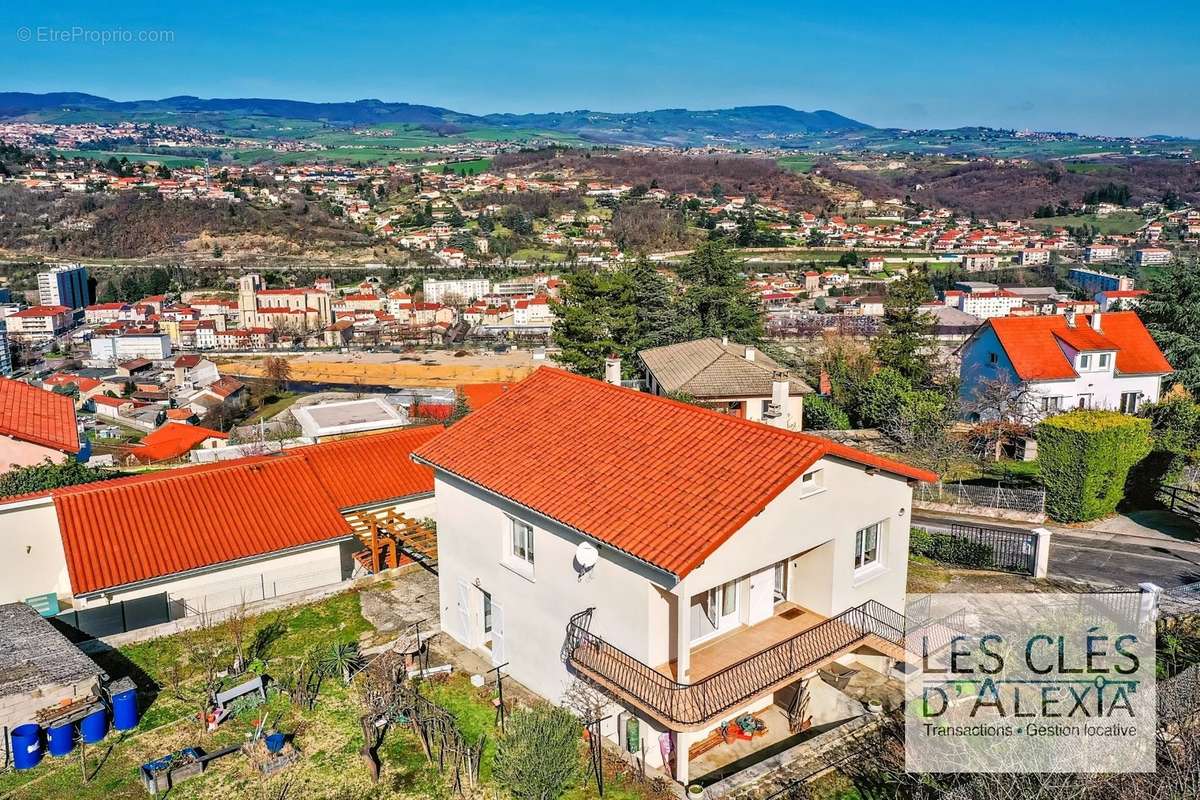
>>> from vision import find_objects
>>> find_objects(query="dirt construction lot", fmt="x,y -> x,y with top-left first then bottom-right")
217,348 -> 543,387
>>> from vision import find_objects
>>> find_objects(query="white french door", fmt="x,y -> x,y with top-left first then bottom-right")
690,579 -> 740,643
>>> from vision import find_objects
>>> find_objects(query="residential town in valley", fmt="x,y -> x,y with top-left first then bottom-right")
2,7 -> 1200,800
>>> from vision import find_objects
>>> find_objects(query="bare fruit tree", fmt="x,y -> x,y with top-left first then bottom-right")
962,374 -> 1040,462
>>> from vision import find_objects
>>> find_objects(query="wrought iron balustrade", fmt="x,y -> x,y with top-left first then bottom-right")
565,599 -> 904,727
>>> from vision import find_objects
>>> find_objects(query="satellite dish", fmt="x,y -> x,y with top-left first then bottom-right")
575,541 -> 599,571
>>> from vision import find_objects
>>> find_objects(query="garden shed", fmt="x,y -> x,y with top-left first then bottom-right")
0,602 -> 104,755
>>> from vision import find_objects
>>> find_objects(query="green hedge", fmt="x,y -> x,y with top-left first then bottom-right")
910,526 -> 994,568
1035,411 -> 1152,522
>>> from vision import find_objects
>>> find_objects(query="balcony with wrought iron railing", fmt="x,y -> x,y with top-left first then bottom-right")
564,599 -> 906,731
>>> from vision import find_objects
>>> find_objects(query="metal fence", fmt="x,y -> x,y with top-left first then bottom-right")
54,592 -> 170,640
913,523 -> 1038,575
1162,484 -> 1200,525
915,481 -> 1046,514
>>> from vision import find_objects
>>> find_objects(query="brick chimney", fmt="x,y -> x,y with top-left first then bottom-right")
819,369 -> 832,396
604,356 -> 621,386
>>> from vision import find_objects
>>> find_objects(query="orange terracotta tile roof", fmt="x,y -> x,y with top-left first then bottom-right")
31,429 -> 439,594
988,311 -> 1172,381
0,377 -> 80,454
288,426 -> 441,509
126,422 -> 228,463
458,383 -> 515,409
413,368 -> 936,578
55,457 -> 351,594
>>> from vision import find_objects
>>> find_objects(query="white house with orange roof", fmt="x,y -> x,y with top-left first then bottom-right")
959,310 -> 1171,418
412,368 -> 936,788
0,378 -> 82,472
0,428 -> 441,617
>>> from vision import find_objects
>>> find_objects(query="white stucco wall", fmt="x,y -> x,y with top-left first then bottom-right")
434,472 -> 669,706
433,455 -> 913,711
0,437 -> 69,473
0,497 -> 74,603
684,456 -> 912,618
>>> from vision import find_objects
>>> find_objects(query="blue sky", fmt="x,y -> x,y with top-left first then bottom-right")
3,1 -> 1198,136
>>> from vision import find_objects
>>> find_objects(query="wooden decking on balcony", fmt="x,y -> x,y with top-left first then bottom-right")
656,602 -> 827,682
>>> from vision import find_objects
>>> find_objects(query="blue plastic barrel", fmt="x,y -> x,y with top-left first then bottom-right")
112,688 -> 139,730
47,720 -> 75,757
10,724 -> 44,770
80,707 -> 109,743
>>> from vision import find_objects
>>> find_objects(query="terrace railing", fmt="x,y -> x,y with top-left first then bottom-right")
564,600 -> 905,728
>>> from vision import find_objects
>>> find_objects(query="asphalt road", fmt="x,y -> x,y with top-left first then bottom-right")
1048,533 -> 1200,588
913,513 -> 1200,589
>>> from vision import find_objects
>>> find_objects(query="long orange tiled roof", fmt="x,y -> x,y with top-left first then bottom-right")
25,429 -> 439,595
413,368 -> 936,578
56,457 -> 351,595
0,378 -> 80,454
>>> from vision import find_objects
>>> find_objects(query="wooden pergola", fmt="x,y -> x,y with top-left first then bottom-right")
345,510 -> 438,574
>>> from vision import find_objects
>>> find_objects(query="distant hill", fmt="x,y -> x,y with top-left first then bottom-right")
0,92 -> 470,127
0,92 -> 872,145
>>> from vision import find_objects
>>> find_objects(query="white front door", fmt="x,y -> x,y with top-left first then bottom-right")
456,579 -> 472,645
747,567 -> 775,625
490,601 -> 506,666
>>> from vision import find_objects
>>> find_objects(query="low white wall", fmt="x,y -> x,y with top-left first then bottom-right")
78,538 -> 357,617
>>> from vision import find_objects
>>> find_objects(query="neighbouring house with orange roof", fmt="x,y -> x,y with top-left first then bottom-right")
959,310 -> 1171,419
0,426 -> 442,619
41,372 -> 104,407
123,422 -> 229,464
411,367 -> 937,787
0,378 -> 82,472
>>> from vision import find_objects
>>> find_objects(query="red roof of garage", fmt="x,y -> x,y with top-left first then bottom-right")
55,456 -> 352,595
31,429 -> 438,595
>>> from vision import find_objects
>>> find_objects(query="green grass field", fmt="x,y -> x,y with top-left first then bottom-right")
55,150 -> 206,167
776,155 -> 815,173
1023,211 -> 1144,235
513,247 -> 568,262
0,589 -> 657,800
438,157 -> 493,174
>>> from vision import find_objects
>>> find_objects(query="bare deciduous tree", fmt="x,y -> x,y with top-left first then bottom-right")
962,374 -> 1040,462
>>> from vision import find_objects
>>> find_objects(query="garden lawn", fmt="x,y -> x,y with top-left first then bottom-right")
0,590 -> 663,800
